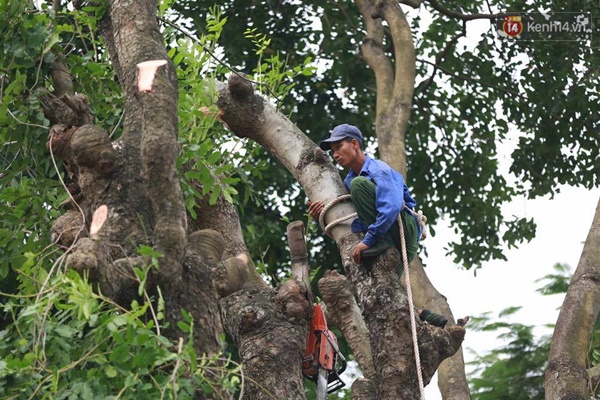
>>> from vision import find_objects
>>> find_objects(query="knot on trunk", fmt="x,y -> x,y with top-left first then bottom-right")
213,254 -> 251,297
67,237 -> 99,274
216,75 -> 264,139
71,125 -> 118,175
319,270 -> 355,312
186,229 -> 226,261
51,210 -> 85,248
228,73 -> 254,99
274,280 -> 311,322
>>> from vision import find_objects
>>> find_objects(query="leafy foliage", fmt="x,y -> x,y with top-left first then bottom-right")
0,259 -> 241,399
468,312 -> 549,400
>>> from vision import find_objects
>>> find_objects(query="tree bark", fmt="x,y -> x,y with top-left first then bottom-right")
220,278 -> 311,400
49,0 -> 227,378
216,73 -> 465,398
319,270 -> 375,381
545,197 -> 600,399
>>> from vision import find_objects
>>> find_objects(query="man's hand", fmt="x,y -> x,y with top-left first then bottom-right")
307,201 -> 324,221
352,242 -> 370,264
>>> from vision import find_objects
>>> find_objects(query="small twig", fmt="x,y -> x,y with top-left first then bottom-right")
424,0 -> 505,21
0,148 -> 21,179
416,27 -> 465,96
73,17 -> 90,56
6,109 -> 49,130
167,337 -> 184,400
126,256 -> 161,336
110,110 -> 125,138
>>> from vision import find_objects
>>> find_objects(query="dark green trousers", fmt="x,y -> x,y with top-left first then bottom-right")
349,176 -> 419,275
350,177 -> 448,328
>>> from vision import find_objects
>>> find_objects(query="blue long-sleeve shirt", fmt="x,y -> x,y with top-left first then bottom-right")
344,155 -> 417,247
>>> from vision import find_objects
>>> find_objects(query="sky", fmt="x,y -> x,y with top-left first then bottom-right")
422,185 -> 600,398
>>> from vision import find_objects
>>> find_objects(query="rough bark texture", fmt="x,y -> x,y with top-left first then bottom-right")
216,74 -> 465,398
351,378 -> 377,400
48,0 -> 227,385
220,282 -> 311,400
319,271 -> 375,380
356,0 -> 471,397
545,198 -> 600,399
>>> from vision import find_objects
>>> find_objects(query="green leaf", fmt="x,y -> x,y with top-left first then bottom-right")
104,365 -> 118,378
42,31 -> 60,54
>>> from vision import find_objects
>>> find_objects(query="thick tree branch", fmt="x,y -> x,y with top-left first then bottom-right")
378,0 -> 415,110
216,75 -> 464,398
545,198 -> 600,398
319,270 -> 375,380
356,0 -> 394,109
366,0 -> 415,177
109,0 -> 186,287
217,74 -> 356,242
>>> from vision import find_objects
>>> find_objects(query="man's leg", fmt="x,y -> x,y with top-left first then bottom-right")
349,177 -> 396,259
350,178 -> 449,328
387,210 -> 419,274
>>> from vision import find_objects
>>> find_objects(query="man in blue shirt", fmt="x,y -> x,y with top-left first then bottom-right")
308,123 -> 421,266
308,123 -> 452,328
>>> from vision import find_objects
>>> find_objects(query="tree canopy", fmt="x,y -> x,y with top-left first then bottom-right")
0,0 -> 598,398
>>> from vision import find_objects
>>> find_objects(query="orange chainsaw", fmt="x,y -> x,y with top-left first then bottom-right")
302,304 -> 347,399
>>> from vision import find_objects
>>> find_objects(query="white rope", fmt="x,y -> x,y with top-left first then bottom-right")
318,195 -> 357,238
398,212 -> 426,399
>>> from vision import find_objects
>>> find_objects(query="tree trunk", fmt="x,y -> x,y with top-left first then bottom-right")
216,73 -> 465,398
49,0 -> 225,382
356,1 -> 471,397
545,197 -> 600,399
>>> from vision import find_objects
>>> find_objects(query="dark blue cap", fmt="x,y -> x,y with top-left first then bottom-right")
319,124 -> 363,150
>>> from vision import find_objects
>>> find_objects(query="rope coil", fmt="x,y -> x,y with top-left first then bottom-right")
318,194 -> 357,238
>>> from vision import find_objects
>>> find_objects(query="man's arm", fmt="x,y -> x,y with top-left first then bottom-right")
362,170 -> 403,247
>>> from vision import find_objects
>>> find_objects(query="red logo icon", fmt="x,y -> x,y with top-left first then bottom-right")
503,16 -> 523,38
